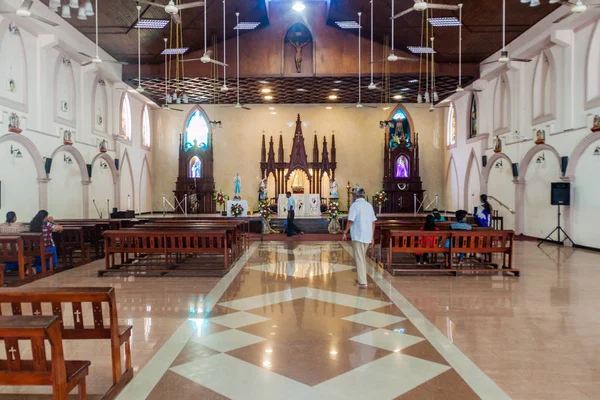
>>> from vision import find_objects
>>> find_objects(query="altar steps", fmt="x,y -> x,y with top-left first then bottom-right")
269,217 -> 332,234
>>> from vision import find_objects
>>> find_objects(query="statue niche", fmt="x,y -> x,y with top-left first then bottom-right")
284,23 -> 313,75
382,108 -> 424,213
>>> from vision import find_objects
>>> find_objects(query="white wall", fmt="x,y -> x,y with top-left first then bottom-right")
0,10 -> 154,221
442,11 -> 600,248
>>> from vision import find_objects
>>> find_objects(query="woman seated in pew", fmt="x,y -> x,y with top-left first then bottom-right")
1,211 -> 27,272
29,210 -> 63,272
415,215 -> 439,265
475,194 -> 493,228
432,209 -> 446,222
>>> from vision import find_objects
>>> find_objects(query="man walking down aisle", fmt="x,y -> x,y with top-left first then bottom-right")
342,187 -> 377,289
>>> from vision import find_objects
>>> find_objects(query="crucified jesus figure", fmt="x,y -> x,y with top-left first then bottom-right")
289,39 -> 310,73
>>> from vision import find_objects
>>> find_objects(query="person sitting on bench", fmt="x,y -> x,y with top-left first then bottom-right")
450,210 -> 472,264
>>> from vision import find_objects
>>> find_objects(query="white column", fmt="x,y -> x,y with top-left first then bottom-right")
82,180 -> 91,218
514,180 -> 526,235
551,30 -> 575,130
37,178 -> 50,211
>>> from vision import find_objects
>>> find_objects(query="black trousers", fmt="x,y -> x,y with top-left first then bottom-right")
287,210 -> 302,236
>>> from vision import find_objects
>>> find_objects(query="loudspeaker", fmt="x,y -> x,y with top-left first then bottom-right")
551,182 -> 570,206
43,158 -> 52,174
86,164 -> 92,178
482,155 -> 488,168
561,156 -> 569,176
114,158 -> 120,171
511,163 -> 519,178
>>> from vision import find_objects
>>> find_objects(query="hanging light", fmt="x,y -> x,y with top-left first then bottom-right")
84,0 -> 94,16
182,93 -> 189,104
166,93 -> 172,103
529,0 -> 541,6
49,0 -> 61,12
69,0 -> 79,8
77,6 -> 87,20
520,0 -> 530,3
433,89 -> 439,103
424,91 -> 430,104
61,4 -> 72,18
417,91 -> 423,104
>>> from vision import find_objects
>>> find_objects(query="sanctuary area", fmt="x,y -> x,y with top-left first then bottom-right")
0,0 -> 599,399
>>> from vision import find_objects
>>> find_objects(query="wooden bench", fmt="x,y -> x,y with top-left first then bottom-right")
386,230 -> 519,276
101,230 -> 230,277
0,287 -> 133,400
0,315 -> 90,400
54,227 -> 91,268
0,236 -> 24,283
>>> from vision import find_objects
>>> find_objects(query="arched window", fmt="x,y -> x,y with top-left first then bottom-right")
469,95 -> 478,138
447,104 -> 457,145
494,75 -> 510,133
142,105 -> 151,147
189,156 -> 202,178
185,109 -> 209,148
120,93 -> 132,140
390,108 -> 411,148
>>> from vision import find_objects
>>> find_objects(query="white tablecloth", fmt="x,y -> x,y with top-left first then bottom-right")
277,194 -> 321,217
226,200 -> 248,217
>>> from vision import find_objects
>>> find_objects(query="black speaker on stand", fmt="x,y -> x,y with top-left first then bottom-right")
539,182 -> 574,246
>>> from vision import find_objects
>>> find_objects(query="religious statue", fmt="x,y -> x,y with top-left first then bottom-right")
7,78 -> 15,92
233,172 -> 242,200
63,130 -> 73,145
289,39 -> 310,73
395,155 -> 409,178
99,139 -> 108,153
61,101 -> 68,112
330,179 -> 339,199
535,129 -> 546,145
592,114 -> 600,132
493,135 -> 503,153
8,112 -> 21,133
190,158 -> 201,178
258,177 -> 268,201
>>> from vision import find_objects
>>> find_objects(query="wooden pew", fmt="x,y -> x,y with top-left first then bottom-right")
0,287 -> 133,400
101,230 -> 230,277
53,227 -> 91,268
0,235 -> 56,287
20,233 -> 55,276
0,315 -> 90,400
0,236 -> 26,284
386,230 -> 519,277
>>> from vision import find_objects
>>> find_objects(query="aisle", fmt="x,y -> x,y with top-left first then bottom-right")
129,242 -> 505,400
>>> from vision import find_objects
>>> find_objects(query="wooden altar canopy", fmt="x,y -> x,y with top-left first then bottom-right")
382,112 -> 424,213
260,114 -> 337,200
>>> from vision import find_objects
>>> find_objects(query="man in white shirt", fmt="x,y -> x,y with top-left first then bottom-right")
342,187 -> 376,289
285,192 -> 304,237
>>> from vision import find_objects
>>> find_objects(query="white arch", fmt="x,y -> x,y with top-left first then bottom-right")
119,149 -> 135,211
463,148 -> 482,207
53,53 -> 76,127
493,74 -> 511,134
565,131 -> 600,179
0,19 -> 28,112
138,154 -> 153,213
0,133 -> 45,179
445,155 -> 460,211
49,144 -> 90,182
482,152 -> 514,193
585,20 -> 600,107
518,143 -> 562,183
91,76 -> 108,135
531,50 -> 557,124
90,152 -> 118,184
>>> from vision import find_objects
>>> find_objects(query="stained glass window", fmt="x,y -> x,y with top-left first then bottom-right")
447,104 -> 457,145
142,106 -> 151,147
120,93 -> 131,140
469,95 -> 478,138
390,108 -> 411,148
186,109 -> 209,148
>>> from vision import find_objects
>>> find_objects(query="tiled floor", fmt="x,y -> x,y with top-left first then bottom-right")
2,241 -> 600,399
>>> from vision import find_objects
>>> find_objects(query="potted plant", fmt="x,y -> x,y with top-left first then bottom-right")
213,189 -> 229,216
258,199 -> 277,234
373,190 -> 387,215
326,199 -> 342,234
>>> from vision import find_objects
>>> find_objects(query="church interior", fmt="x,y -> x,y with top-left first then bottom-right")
0,0 -> 600,398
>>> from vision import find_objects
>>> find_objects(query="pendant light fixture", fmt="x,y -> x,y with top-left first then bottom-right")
136,4 -> 144,93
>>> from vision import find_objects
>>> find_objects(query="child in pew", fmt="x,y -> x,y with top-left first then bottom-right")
1,211 -> 26,272
415,215 -> 439,265
447,210 -> 472,264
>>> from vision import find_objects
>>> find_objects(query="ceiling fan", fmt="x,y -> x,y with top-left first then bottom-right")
346,12 -> 376,109
372,0 -> 419,65
553,0 -> 600,23
440,4 -> 482,96
162,38 -> 183,111
184,1 -> 228,66
229,13 -> 250,110
136,0 -> 204,24
129,5 -> 145,93
392,0 -> 460,20
80,0 -> 128,66
481,0 -> 532,66
0,0 -> 59,27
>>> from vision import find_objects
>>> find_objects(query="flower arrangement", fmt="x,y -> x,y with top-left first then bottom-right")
230,203 -> 244,217
326,200 -> 340,220
258,199 -> 272,221
373,190 -> 387,207
213,189 -> 229,211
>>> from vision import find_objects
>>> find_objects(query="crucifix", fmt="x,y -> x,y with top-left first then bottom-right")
8,346 -> 17,361
288,39 -> 310,73
74,310 -> 82,323
33,310 -> 41,316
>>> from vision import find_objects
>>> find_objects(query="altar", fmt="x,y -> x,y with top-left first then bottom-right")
277,194 -> 321,217
226,200 -> 249,217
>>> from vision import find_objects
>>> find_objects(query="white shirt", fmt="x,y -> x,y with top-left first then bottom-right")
287,196 -> 296,211
348,198 -> 377,243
